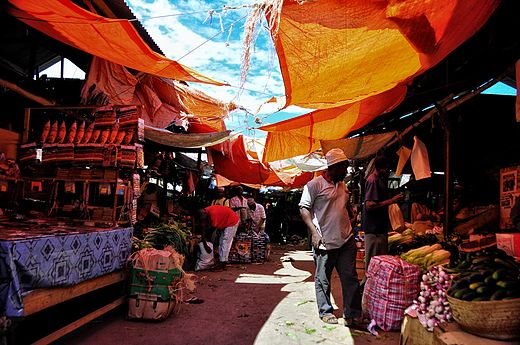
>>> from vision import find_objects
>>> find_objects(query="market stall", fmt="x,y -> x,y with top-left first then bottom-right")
0,222 -> 132,318
0,104 -> 144,342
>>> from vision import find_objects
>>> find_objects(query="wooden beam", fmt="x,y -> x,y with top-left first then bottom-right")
24,271 -> 126,316
384,69 -> 511,149
0,78 -> 54,106
31,296 -> 125,345
90,0 -> 117,18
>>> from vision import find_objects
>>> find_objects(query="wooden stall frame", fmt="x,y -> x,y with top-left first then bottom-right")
23,271 -> 127,345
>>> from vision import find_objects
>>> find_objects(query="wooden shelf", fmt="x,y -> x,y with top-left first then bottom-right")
0,176 -> 23,182
25,178 -> 117,183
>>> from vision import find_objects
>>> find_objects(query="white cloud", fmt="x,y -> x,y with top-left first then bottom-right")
126,0 -> 308,133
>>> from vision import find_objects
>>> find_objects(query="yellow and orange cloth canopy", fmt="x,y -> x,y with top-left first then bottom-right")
8,0 -> 225,86
260,0 -> 498,162
271,0 -> 499,109
260,86 -> 406,162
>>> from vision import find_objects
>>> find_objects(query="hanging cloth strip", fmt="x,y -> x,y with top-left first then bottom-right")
410,136 -> 431,180
395,146 -> 412,177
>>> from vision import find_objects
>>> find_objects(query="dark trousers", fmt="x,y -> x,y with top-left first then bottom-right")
364,233 -> 388,272
313,237 -> 362,318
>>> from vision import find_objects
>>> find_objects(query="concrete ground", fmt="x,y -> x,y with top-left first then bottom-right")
63,245 -> 400,345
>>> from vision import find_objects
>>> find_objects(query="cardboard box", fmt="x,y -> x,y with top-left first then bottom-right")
496,233 -> 520,258
459,234 -> 497,252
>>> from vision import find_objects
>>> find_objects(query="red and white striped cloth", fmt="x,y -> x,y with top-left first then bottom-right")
362,255 -> 421,331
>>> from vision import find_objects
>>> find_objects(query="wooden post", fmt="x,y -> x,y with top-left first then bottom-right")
197,149 -> 202,171
23,108 -> 31,143
60,56 -> 65,79
112,169 -> 119,227
437,104 -> 452,240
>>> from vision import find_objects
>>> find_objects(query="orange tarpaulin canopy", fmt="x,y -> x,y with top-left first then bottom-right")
8,0 -> 225,86
260,86 -> 406,162
271,0 -> 499,109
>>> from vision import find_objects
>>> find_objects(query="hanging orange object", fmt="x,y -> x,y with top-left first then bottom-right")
8,0 -> 226,85
269,0 -> 498,109
81,58 -> 232,131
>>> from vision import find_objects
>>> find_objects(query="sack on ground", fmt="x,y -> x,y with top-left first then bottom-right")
362,255 -> 420,331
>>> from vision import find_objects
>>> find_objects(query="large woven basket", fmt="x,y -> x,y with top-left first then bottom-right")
447,295 -> 520,340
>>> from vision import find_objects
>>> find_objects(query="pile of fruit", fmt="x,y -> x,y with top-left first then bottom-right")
447,249 -> 520,301
411,266 -> 453,331
401,244 -> 451,271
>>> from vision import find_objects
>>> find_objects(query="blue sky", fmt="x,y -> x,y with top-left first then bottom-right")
124,0 -> 308,137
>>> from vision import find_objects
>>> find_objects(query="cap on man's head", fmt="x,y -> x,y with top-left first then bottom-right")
325,148 -> 348,167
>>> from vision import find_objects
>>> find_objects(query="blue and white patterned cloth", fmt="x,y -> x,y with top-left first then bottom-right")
0,226 -> 132,318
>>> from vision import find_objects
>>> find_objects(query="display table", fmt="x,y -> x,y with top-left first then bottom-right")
0,219 -> 132,318
400,315 -> 519,345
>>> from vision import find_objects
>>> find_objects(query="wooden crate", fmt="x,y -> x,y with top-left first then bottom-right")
356,258 -> 365,281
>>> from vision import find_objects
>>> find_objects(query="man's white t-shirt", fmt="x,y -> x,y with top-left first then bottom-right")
299,175 -> 352,250
248,203 -> 266,232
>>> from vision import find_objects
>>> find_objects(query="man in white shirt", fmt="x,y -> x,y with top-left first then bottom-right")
229,186 -> 248,227
246,197 -> 266,234
299,148 -> 361,327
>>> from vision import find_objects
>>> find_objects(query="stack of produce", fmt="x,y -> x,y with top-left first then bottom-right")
401,244 -> 451,271
143,222 -> 191,257
447,249 -> 520,301
388,228 -> 414,249
388,232 -> 439,255
411,266 -> 453,331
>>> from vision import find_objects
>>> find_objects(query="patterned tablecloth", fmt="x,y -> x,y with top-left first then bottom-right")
0,221 -> 132,318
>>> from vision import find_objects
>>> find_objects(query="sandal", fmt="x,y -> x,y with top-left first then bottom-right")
321,315 -> 338,324
344,316 -> 368,327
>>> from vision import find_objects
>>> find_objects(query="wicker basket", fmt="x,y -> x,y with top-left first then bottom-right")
447,295 -> 520,340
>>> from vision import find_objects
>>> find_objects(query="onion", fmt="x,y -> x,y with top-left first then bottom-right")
411,266 -> 454,331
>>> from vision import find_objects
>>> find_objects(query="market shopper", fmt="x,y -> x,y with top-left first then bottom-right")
299,148 -> 362,326
211,187 -> 230,207
247,196 -> 271,254
247,196 -> 266,234
229,186 -> 248,228
196,205 -> 240,268
362,156 -> 403,276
